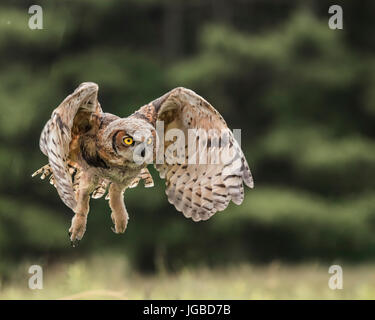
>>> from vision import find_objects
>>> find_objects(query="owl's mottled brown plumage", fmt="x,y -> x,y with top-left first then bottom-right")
33,82 -> 254,246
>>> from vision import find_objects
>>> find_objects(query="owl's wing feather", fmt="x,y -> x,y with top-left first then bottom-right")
39,82 -> 101,210
138,87 -> 254,222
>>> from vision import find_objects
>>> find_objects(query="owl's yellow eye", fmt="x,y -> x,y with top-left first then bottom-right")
123,137 -> 134,145
147,137 -> 152,145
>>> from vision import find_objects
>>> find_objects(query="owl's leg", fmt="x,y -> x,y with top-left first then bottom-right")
108,183 -> 128,234
69,172 -> 95,246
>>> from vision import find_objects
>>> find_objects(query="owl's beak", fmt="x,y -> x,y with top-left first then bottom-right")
133,141 -> 153,165
140,146 -> 146,158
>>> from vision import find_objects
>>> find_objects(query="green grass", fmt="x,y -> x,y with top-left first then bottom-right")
1,255 -> 375,299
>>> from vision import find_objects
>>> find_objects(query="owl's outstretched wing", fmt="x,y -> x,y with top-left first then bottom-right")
39,82 -> 102,210
134,87 -> 254,222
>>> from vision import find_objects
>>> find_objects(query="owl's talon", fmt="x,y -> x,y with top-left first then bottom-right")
110,212 -> 127,234
111,225 -> 125,234
69,214 -> 87,245
71,239 -> 80,247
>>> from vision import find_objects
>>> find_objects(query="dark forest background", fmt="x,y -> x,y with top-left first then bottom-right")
0,0 -> 375,278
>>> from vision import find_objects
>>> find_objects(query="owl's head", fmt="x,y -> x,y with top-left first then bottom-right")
102,117 -> 155,165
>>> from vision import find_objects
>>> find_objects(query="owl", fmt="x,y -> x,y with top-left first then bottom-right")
32,82 -> 254,246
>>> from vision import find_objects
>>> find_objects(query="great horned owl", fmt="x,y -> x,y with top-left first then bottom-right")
32,82 -> 254,246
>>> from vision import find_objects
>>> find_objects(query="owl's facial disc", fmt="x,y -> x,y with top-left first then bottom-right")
113,130 -> 154,164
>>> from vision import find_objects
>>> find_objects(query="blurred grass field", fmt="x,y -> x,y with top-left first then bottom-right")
1,255 -> 375,299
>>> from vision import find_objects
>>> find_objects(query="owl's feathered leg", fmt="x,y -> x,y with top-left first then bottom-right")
108,183 -> 128,234
69,172 -> 96,246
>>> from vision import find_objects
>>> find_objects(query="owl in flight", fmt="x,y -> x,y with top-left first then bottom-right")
33,82 -> 253,246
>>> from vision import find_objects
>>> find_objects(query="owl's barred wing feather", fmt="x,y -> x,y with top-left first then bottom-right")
138,87 -> 254,222
39,82 -> 101,210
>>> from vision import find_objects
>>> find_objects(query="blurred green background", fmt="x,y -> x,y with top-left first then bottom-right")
1,0 -> 375,299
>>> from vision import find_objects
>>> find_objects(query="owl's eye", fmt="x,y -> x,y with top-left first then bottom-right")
123,137 -> 134,146
146,137 -> 152,145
